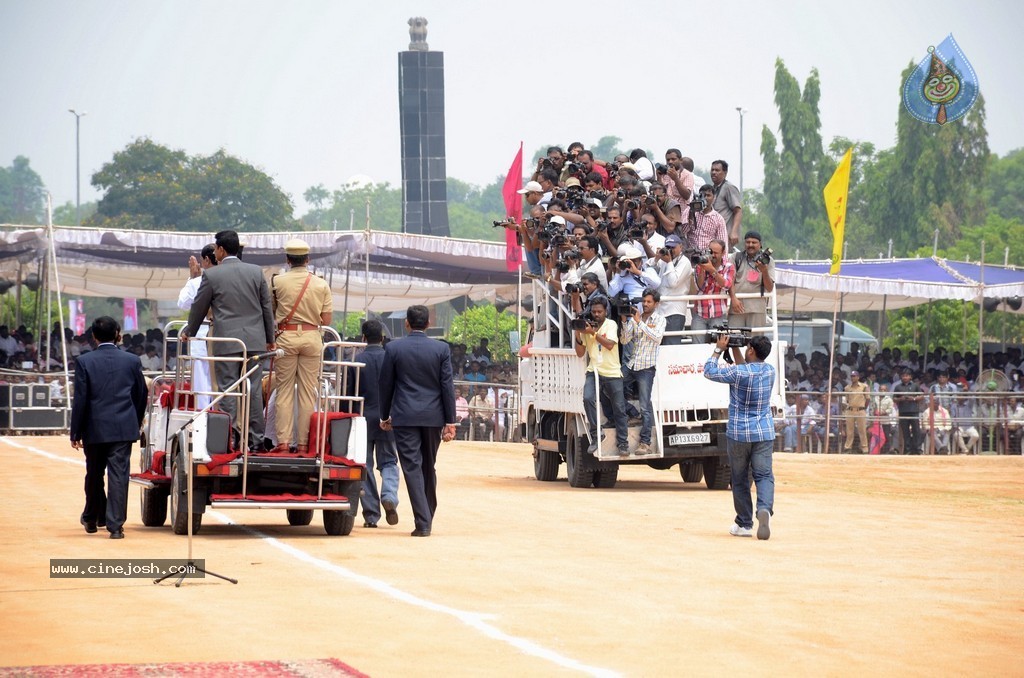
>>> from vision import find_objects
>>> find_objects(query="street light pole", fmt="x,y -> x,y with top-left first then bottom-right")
735,107 -> 747,195
68,109 -> 86,226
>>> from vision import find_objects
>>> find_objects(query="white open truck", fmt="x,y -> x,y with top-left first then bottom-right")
520,281 -> 786,489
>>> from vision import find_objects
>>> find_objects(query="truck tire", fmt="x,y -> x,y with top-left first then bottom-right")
679,461 -> 704,483
534,449 -> 560,481
170,457 -> 203,535
592,465 -> 618,488
287,509 -> 314,526
566,429 -> 596,488
702,456 -> 731,490
323,510 -> 355,536
140,486 -> 169,527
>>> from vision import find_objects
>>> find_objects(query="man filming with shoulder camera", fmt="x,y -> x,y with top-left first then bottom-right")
704,331 -> 777,540
728,231 -> 776,331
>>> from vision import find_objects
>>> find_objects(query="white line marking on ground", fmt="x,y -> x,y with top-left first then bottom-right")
3,437 -> 619,678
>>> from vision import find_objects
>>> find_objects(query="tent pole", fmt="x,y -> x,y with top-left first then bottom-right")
45,195 -> 72,406
341,251 -> 351,336
824,275 -> 841,454
364,199 -> 370,320
789,250 -> 798,347
15,262 -> 23,328
878,295 -> 888,347
978,241 -> 985,379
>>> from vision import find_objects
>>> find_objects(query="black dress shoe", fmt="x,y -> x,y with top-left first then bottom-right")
80,516 -> 97,534
109,529 -> 124,539
363,521 -> 378,528
383,499 -> 399,526
410,528 -> 431,537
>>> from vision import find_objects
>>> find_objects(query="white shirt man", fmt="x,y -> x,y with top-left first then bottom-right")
654,234 -> 693,345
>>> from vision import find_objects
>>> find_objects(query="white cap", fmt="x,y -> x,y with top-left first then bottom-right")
517,181 -> 543,194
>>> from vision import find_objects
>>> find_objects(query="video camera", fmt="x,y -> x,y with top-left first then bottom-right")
570,312 -> 597,330
689,196 -> 707,212
706,325 -> 752,348
655,163 -> 668,175
612,293 -> 640,317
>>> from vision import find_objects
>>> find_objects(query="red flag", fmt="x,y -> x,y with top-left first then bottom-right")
501,143 -> 524,272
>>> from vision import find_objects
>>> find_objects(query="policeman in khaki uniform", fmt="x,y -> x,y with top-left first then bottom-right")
843,370 -> 870,452
271,239 -> 333,453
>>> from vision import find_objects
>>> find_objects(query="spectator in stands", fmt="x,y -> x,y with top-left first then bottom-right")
464,360 -> 486,396
781,394 -> 798,452
0,325 -> 18,365
951,394 -> 980,454
467,387 -> 495,440
140,345 -> 162,372
921,398 -> 953,454
471,338 -> 492,366
893,369 -> 925,454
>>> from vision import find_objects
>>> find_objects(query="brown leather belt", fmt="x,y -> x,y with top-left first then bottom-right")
849,407 -> 866,411
278,323 -> 319,331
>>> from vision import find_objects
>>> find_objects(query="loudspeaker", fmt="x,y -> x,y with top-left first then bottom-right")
10,407 -> 67,430
31,384 -> 50,408
9,384 -> 30,408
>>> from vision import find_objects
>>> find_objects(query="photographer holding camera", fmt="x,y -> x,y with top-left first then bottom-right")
532,146 -> 566,183
577,235 -> 609,294
593,206 -> 630,256
728,231 -> 776,330
704,332 -> 777,540
574,297 -> 630,456
641,182 -> 682,234
691,239 -> 734,333
660,148 -> 695,205
608,244 -> 661,313
571,272 -> 607,319
679,184 -> 728,252
655,234 -> 693,345
620,289 -> 666,454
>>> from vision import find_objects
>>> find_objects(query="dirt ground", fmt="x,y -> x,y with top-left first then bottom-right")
1,435 -> 1021,677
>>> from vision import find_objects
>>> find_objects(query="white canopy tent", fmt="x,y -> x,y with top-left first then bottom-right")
0,225 -> 518,312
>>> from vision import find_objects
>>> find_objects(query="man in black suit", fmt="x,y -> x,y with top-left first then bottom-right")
184,229 -> 276,451
71,316 -> 148,539
379,305 -> 457,537
352,319 -> 400,528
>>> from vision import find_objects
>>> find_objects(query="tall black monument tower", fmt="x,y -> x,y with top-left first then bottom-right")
398,17 -> 449,236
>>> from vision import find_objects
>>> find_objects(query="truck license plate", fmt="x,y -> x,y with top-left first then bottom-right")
668,432 -> 711,446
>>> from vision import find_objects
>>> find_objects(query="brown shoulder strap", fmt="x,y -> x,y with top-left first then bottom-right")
278,273 -> 313,327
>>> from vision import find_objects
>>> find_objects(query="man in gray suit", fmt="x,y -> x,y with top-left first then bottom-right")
184,230 -> 276,451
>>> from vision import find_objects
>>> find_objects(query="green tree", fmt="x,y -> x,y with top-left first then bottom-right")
986,148 -> 1024,222
52,200 -> 97,225
302,184 -> 331,229
0,156 -> 47,224
590,136 -> 626,162
89,139 -> 298,232
320,181 -> 402,232
759,60 -> 830,245
446,303 -> 527,363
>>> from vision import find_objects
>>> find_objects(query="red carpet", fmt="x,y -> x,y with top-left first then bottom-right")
0,658 -> 368,677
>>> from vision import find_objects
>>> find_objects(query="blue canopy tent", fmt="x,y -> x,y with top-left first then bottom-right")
773,257 -> 1024,313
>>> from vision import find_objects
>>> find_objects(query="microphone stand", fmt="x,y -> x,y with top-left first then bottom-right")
155,355 -> 269,587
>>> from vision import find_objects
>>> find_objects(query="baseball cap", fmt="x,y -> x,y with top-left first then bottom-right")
850,370 -> 859,376
564,177 -> 582,189
548,215 -> 567,226
665,234 -> 683,247
517,181 -> 543,194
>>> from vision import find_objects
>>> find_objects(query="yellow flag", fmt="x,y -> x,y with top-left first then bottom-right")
823,148 -> 853,275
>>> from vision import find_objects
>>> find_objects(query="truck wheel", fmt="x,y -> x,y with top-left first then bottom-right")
170,457 -> 203,535
534,449 -> 560,481
679,461 -> 704,483
702,456 -> 731,490
592,465 -> 618,488
324,510 -> 355,536
140,486 -> 169,527
566,429 -> 596,488
287,509 -> 314,526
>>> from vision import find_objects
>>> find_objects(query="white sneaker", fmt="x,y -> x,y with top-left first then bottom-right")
756,508 -> 771,540
729,524 -> 753,537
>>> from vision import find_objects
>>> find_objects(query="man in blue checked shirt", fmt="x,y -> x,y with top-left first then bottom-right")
703,332 -> 776,540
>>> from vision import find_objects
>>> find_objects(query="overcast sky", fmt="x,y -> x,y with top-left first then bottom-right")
2,0 -> 1022,218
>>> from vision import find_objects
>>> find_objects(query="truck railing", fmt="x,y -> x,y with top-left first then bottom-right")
316,329 -> 367,499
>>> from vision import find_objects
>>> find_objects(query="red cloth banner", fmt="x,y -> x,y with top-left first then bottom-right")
500,143 -> 524,272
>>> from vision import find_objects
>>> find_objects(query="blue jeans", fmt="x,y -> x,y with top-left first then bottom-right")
726,437 -> 775,529
662,313 -> 687,345
361,432 -> 400,524
584,372 -> 628,448
623,366 -> 656,444
782,424 -> 798,450
525,248 -> 542,276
